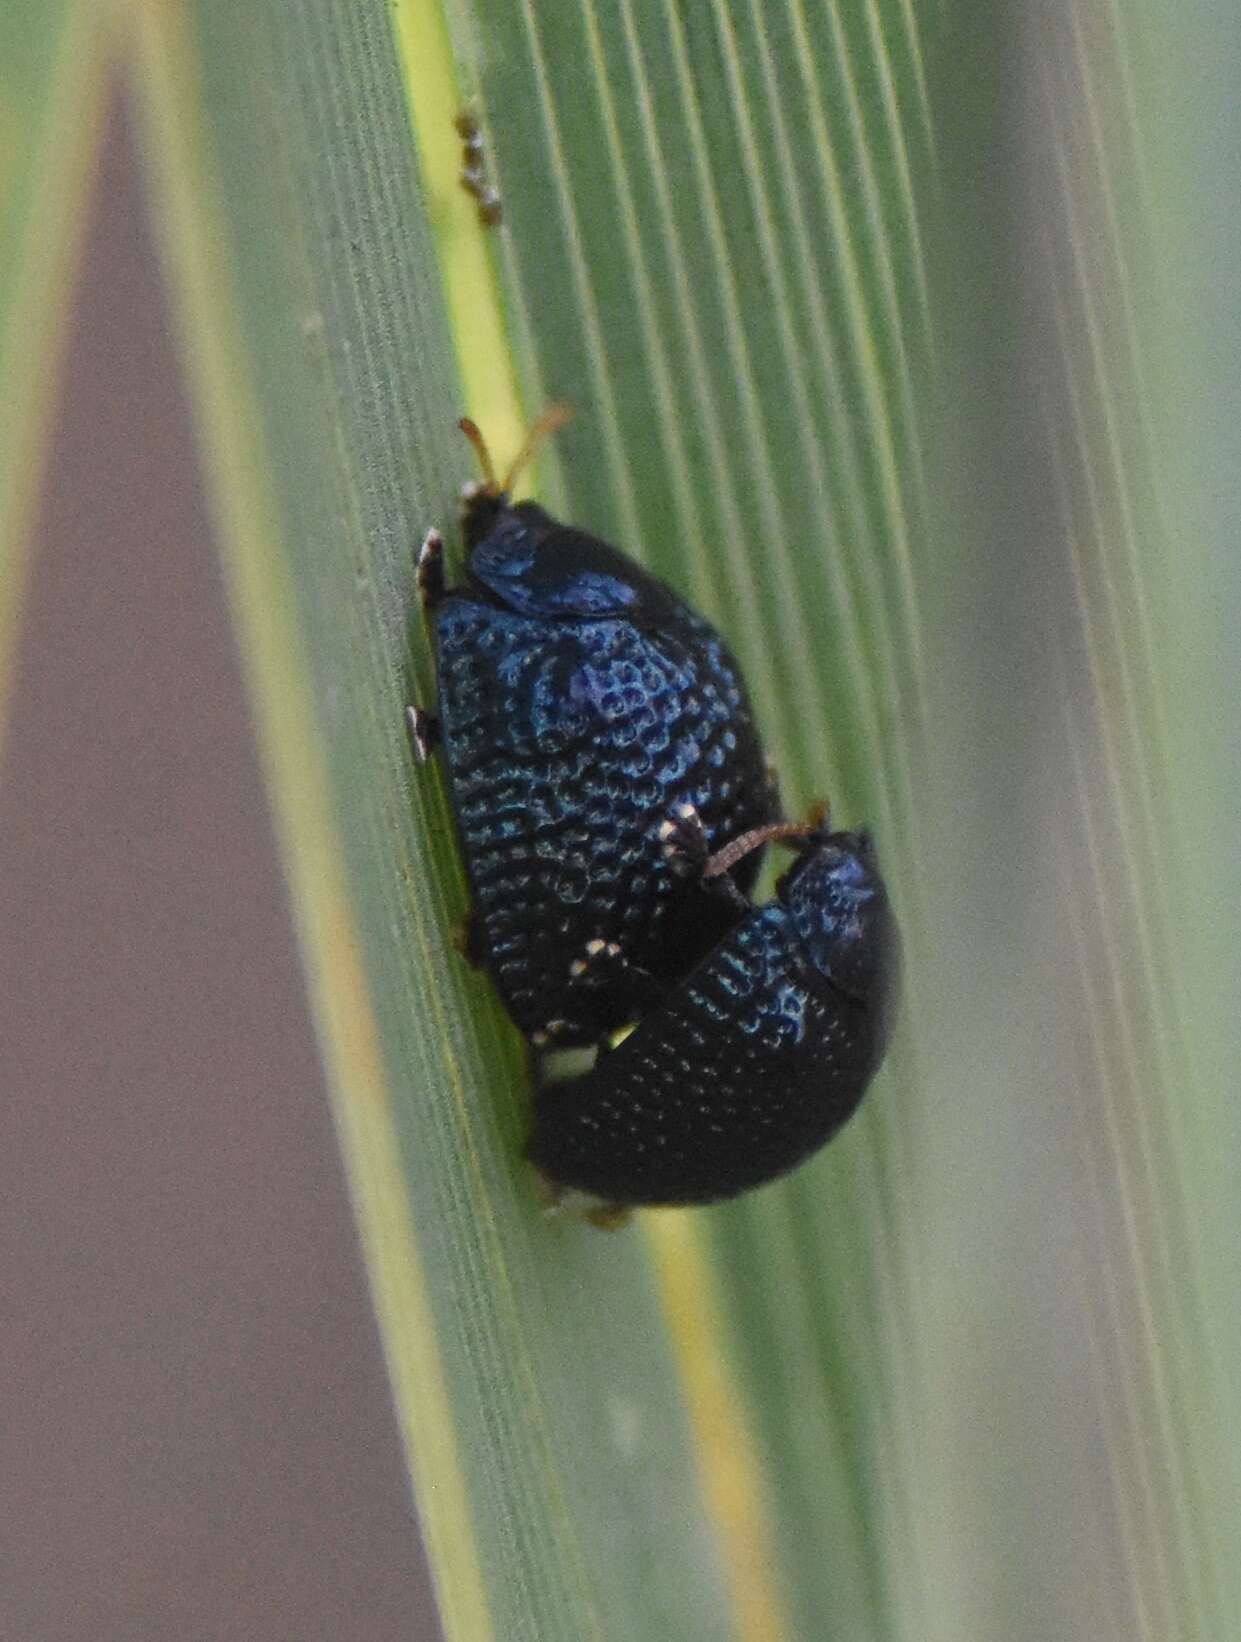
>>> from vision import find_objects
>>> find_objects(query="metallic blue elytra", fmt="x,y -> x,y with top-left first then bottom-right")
526,831 -> 900,1208
411,415 -> 781,1051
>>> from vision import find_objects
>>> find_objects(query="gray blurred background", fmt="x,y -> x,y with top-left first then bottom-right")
0,95 -> 441,1641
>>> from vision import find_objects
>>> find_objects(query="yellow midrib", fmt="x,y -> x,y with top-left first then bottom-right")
393,2 -> 792,1637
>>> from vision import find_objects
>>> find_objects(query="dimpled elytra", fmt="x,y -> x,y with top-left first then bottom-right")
526,830 -> 900,1208
409,412 -> 780,1050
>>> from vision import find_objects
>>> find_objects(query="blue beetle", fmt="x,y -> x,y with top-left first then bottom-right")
526,825 -> 900,1210
409,412 -> 781,1050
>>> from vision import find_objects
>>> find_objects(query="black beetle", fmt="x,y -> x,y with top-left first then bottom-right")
409,412 -> 781,1049
526,824 -> 900,1209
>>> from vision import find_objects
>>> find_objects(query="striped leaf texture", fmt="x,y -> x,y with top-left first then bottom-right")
2,0 -> 1237,1638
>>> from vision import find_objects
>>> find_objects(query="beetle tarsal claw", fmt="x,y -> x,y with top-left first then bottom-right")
659,802 -> 708,870
405,705 -> 438,763
415,528 -> 445,608
532,1173 -> 633,1231
570,938 -> 622,980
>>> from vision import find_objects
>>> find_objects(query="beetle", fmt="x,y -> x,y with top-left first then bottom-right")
408,411 -> 782,1050
526,819 -> 900,1209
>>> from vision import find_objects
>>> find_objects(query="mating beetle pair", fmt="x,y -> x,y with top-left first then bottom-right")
409,414 -> 899,1214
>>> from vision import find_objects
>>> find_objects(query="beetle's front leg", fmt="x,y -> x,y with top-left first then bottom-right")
405,704 -> 440,763
659,802 -> 750,912
415,527 -> 446,612
567,938 -> 664,1008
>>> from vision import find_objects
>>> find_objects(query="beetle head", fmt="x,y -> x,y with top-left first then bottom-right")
780,832 -> 898,1012
467,503 -> 645,619
457,411 -> 679,623
458,407 -> 569,553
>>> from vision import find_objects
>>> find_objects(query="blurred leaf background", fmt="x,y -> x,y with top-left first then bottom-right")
2,0 -> 1238,1638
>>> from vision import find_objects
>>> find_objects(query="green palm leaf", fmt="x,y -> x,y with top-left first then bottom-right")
2,0 -> 1232,1636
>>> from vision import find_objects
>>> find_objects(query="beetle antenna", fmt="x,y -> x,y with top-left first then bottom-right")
500,402 -> 573,495
702,805 -> 830,879
458,417 -> 499,493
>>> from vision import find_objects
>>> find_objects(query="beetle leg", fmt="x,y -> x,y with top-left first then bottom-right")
415,528 -> 446,611
660,803 -> 754,912
405,704 -> 440,763
658,801 -> 710,875
568,937 -> 623,979
452,910 -> 487,969
701,869 -> 750,913
584,1202 -> 633,1232
530,1168 -> 634,1231
568,938 -> 663,1005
